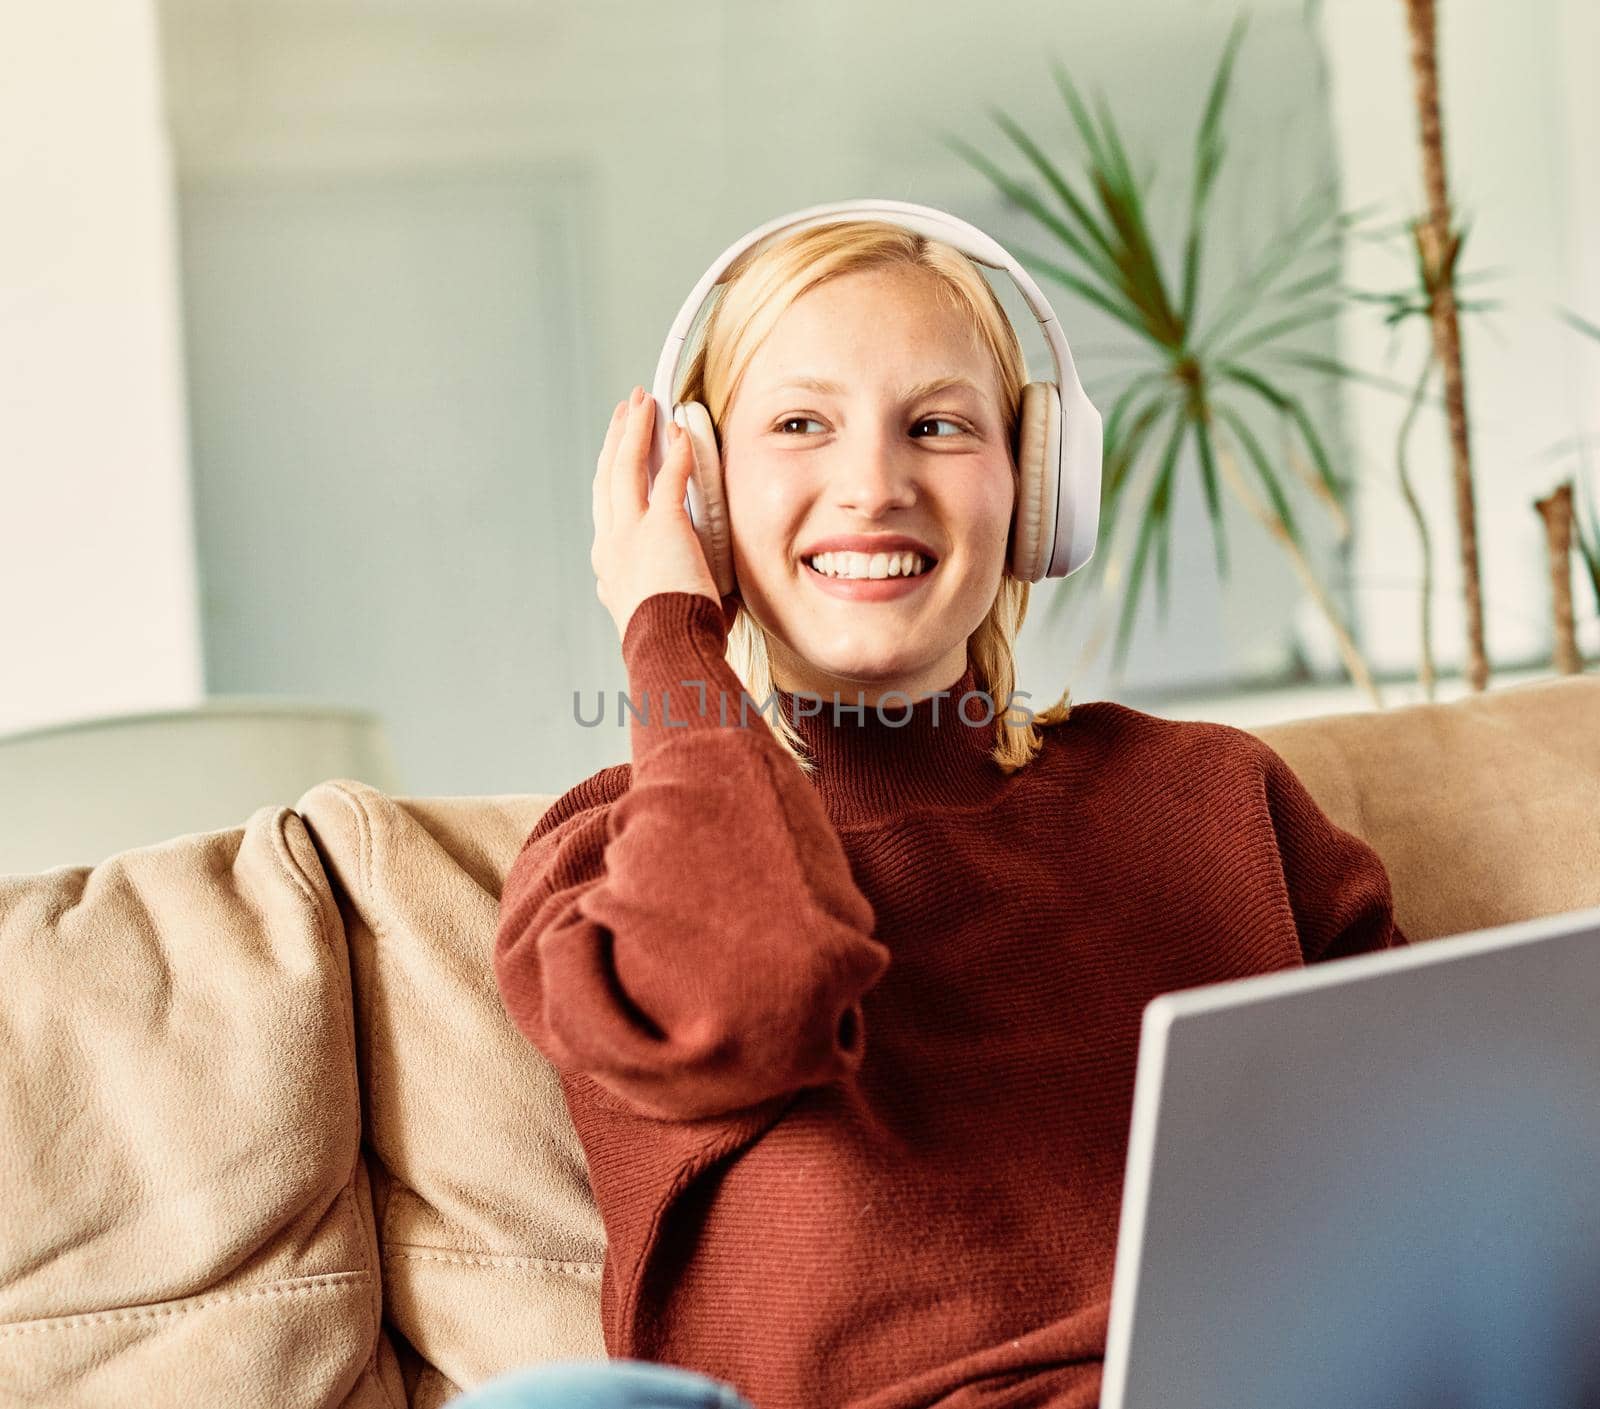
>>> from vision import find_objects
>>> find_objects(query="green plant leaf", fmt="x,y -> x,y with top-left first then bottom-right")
1191,409 -> 1229,581
1101,370 -> 1171,459
1095,395 -> 1177,600
1180,14 -> 1249,331
1214,403 -> 1307,562
1271,350 -> 1418,398
1219,362 -> 1347,504
1113,411 -> 1187,671
1087,151 -> 1182,344
1044,395 -> 1177,634
1093,90 -> 1144,213
1049,59 -> 1117,182
936,129 -> 1113,283
1569,464 -> 1600,615
1215,299 -> 1348,362
1573,507 -> 1600,615
1273,262 -> 1345,305
980,110 -> 1126,292
1008,243 -> 1155,341
1194,182 -> 1342,355
1050,60 -> 1182,344
1103,390 -> 1175,524
1153,447 -> 1180,614
1560,307 -> 1600,344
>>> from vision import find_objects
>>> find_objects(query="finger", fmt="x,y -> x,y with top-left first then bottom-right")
593,398 -> 627,535
648,421 -> 695,512
611,387 -> 655,522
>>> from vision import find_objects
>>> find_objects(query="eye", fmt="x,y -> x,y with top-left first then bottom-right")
770,413 -> 974,437
774,415 -> 825,435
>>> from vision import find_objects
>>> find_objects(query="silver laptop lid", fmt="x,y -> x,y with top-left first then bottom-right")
1102,903 -> 1600,1409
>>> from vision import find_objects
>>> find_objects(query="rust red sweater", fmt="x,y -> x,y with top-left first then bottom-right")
494,590 -> 1408,1409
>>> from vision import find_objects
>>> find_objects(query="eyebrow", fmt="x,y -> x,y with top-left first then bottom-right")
772,374 -> 990,405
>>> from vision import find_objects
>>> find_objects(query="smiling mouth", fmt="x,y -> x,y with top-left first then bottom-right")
801,549 -> 937,581
800,555 -> 939,600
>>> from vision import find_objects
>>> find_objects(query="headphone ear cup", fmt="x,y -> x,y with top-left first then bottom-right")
1011,381 -> 1061,582
676,400 -> 735,598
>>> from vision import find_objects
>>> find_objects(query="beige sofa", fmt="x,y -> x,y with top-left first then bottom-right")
3,676 -> 1597,1409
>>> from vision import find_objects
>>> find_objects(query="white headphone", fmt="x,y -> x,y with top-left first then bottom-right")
644,198 -> 1103,596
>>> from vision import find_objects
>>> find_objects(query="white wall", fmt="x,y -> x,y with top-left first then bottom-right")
1557,0 -> 1600,528
12,0 -> 1585,792
1318,0 -> 1600,679
0,0 -> 200,737
157,0 -> 1340,794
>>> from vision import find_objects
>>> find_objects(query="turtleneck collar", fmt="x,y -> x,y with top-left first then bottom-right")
771,662 -> 1010,826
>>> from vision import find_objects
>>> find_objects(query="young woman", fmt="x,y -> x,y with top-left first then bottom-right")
474,217 -> 1407,1409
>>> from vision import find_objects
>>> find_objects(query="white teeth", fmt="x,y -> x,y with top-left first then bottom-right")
806,550 -> 930,580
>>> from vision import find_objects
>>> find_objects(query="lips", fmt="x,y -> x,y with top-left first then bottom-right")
798,534 -> 939,561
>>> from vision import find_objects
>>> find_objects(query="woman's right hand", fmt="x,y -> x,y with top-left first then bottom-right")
591,385 -> 723,643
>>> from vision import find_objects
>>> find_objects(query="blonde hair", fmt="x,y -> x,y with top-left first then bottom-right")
676,218 -> 1073,777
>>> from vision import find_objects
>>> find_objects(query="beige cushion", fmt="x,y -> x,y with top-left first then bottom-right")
1253,674 -> 1600,942
295,781 -> 607,1409
0,806 -> 403,1408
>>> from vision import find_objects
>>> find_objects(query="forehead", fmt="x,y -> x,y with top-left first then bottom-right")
769,371 -> 992,406
743,265 -> 999,402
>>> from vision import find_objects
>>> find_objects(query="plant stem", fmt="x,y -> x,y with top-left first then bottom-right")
1402,0 -> 1490,692
1397,352 -> 1438,700
1215,442 -> 1384,707
1534,482 -> 1582,674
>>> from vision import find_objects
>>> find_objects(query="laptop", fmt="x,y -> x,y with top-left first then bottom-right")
1099,903 -> 1600,1409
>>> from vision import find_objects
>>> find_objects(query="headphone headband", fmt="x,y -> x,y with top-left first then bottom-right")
648,198 -> 1102,578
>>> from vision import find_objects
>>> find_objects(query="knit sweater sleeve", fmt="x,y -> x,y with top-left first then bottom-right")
1255,737 -> 1411,961
493,591 -> 891,1123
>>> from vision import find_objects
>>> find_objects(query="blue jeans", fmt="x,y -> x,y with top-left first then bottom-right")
445,1357 -> 755,1409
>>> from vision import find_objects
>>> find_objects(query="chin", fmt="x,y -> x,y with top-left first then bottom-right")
820,660 -> 917,688
797,645 -> 939,691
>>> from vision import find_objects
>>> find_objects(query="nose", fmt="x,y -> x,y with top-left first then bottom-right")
829,426 -> 919,518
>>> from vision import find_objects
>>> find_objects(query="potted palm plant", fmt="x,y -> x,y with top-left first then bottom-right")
942,16 -> 1383,704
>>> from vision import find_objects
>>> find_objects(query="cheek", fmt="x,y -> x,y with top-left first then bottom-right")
723,453 -> 800,559
951,462 -> 1016,547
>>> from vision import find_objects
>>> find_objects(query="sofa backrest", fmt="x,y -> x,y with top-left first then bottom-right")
3,672 -> 1596,1408
1254,674 -> 1600,941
